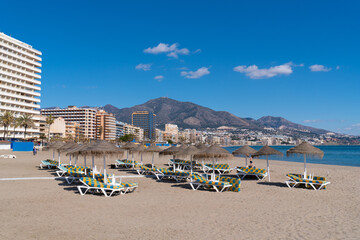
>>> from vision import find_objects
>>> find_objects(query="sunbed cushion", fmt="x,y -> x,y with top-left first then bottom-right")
205,163 -> 230,170
191,174 -> 230,187
158,168 -> 190,177
80,177 -> 121,189
237,167 -> 267,175
42,159 -> 59,165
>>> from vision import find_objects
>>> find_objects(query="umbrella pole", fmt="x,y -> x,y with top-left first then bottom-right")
212,157 -> 215,181
84,156 -> 87,168
304,155 -> 307,179
267,156 -> 270,182
69,155 -> 72,165
58,151 -> 61,166
190,155 -> 193,178
52,150 -> 55,161
103,155 -> 107,183
245,156 -> 248,167
126,150 -> 129,160
141,152 -> 143,165
75,155 -> 77,166
152,152 -> 154,168
132,152 -> 134,169
92,156 -> 95,172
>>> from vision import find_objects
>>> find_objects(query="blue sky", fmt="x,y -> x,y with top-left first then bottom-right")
1,0 -> 359,135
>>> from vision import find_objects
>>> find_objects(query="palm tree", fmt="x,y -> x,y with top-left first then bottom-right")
18,114 -> 34,139
12,116 -> 20,139
45,115 -> 55,141
0,111 -> 14,140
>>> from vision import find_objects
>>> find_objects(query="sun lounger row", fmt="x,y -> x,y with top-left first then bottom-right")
285,173 -> 330,190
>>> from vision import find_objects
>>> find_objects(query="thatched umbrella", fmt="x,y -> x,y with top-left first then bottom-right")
131,144 -> 147,166
80,141 -> 123,183
194,145 -> 233,180
286,142 -> 324,179
176,145 -> 200,175
45,141 -> 64,163
144,144 -> 162,167
58,142 -> 78,165
66,142 -> 95,168
252,145 -> 283,181
121,142 -> 137,160
160,145 -> 180,166
232,145 -> 257,167
195,143 -> 208,151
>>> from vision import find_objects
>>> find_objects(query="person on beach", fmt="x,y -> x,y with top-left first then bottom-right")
248,160 -> 255,168
33,147 -> 37,156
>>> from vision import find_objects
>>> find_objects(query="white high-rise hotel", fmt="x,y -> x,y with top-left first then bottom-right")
0,33 -> 42,138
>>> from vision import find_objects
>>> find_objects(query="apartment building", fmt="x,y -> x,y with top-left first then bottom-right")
41,106 -> 97,139
65,121 -> 80,140
95,110 -> 116,141
116,121 -> 144,142
0,32 -> 42,138
39,116 -> 66,139
132,111 -> 155,140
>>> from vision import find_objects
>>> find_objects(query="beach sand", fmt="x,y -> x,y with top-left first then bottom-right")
0,149 -> 359,240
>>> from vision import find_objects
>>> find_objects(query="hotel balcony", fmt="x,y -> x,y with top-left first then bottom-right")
0,90 -> 40,102
0,76 -> 41,91
0,105 -> 40,115
0,84 -> 40,97
0,48 -> 41,67
0,55 -> 41,73
0,97 -> 40,109
1,71 -> 41,85
0,42 -> 42,61
2,64 -> 41,79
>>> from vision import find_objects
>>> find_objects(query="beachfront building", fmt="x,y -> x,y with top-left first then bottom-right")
39,116 -> 66,139
0,32 -> 42,138
162,123 -> 179,143
41,106 -> 97,140
95,110 -> 116,141
132,111 -> 155,140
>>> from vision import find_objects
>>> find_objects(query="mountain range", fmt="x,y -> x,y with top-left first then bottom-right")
103,97 -> 330,135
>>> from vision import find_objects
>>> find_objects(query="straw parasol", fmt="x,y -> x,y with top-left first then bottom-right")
80,141 -> 123,183
121,142 -> 137,160
44,141 -> 65,163
58,142 -> 78,165
286,142 -> 324,178
252,145 -> 283,181
176,145 -> 200,175
194,145 -> 233,180
232,145 -> 257,167
160,145 -> 180,155
131,144 -> 147,166
144,144 -> 162,167
195,143 -> 208,151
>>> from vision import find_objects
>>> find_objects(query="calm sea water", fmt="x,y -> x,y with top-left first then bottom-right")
224,145 -> 360,167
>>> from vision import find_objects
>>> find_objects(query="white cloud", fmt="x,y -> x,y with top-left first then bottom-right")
336,66 -> 340,70
233,62 -> 294,79
303,119 -> 322,123
154,75 -> 164,81
309,64 -> 331,72
181,67 -> 210,79
135,63 -> 152,71
144,43 -> 190,58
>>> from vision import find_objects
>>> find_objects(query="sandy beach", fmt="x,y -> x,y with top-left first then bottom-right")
0,149 -> 359,240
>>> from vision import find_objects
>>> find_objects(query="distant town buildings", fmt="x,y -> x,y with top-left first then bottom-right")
0,32 -> 42,138
41,106 -> 97,140
132,111 -> 155,140
116,121 -> 144,142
